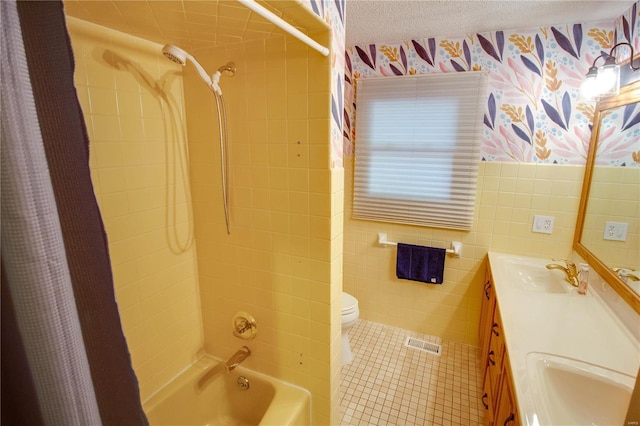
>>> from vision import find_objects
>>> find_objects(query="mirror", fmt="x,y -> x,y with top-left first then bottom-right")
574,79 -> 640,314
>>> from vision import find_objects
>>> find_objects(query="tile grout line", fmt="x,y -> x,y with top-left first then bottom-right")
339,319 -> 485,426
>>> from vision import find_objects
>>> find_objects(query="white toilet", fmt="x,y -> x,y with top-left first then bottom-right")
341,292 -> 359,365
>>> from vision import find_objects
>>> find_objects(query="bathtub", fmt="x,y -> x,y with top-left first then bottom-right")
144,356 -> 311,425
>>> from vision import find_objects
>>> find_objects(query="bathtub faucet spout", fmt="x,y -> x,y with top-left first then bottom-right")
225,346 -> 251,373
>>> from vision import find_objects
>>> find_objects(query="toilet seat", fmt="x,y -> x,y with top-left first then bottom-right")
342,292 -> 358,315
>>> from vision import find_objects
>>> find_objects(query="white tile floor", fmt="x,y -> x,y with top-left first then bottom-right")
339,320 -> 485,425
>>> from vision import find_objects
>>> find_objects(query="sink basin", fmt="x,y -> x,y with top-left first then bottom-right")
502,257 -> 570,293
526,352 -> 634,425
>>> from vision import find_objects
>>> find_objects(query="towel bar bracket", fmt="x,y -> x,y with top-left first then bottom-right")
377,232 -> 462,258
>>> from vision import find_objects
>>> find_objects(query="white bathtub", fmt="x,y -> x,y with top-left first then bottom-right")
144,356 -> 311,426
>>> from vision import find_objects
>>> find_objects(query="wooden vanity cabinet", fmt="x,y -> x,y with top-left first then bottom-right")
481,367 -> 495,424
479,265 -> 496,369
495,354 -> 519,425
480,264 -> 520,426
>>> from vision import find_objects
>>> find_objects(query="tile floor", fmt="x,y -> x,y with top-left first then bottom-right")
339,320 -> 485,425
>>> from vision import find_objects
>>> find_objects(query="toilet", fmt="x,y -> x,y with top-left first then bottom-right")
341,292 -> 359,365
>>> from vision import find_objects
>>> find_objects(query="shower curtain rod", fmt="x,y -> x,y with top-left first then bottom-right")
236,0 -> 330,57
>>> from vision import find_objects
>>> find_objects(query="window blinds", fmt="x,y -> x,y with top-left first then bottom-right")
353,72 -> 487,231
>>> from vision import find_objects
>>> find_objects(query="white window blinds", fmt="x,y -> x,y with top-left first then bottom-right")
353,72 -> 487,231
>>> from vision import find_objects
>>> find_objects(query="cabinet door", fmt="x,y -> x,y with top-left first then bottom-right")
488,306 -> 504,403
495,354 -> 520,426
479,265 -> 496,368
481,367 -> 494,426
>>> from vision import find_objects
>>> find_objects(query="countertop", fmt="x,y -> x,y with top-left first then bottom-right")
488,251 -> 640,426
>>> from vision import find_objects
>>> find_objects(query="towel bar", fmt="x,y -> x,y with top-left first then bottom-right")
377,233 -> 462,257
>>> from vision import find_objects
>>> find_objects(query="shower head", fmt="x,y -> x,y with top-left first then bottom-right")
162,44 -> 213,88
162,44 -> 187,65
217,62 -> 236,77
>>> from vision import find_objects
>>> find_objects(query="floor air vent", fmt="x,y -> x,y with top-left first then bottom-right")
404,337 -> 442,356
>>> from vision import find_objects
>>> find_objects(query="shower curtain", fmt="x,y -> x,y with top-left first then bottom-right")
1,1 -> 147,424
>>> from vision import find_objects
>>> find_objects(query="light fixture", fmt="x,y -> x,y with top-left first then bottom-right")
581,62 -> 602,99
580,42 -> 639,99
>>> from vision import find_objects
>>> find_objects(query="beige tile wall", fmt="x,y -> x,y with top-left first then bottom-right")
343,158 -> 585,346
67,18 -> 204,401
182,30 -> 339,424
67,1 -> 340,422
581,166 -> 640,269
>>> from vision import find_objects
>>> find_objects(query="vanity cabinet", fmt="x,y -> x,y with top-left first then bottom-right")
495,355 -> 519,425
480,264 -> 520,426
479,266 -> 496,369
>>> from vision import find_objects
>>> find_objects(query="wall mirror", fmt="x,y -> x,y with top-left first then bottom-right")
574,79 -> 640,314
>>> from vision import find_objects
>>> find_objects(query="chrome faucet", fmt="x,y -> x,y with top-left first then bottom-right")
546,259 -> 580,287
225,346 -> 251,373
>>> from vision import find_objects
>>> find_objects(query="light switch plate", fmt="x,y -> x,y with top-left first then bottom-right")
532,215 -> 554,234
603,221 -> 628,241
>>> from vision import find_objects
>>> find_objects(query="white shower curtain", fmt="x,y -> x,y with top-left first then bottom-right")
2,1 -> 149,423
0,1 -> 102,424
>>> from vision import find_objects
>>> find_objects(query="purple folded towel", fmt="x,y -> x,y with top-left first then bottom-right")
396,243 -> 446,284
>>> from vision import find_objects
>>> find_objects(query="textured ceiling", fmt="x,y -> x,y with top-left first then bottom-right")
345,0 -> 635,46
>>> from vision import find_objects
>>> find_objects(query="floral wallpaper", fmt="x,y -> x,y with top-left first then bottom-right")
344,1 -> 639,166
301,0 -> 346,168
595,102 -> 640,166
615,0 -> 640,53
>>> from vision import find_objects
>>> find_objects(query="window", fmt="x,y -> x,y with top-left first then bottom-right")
353,72 -> 487,230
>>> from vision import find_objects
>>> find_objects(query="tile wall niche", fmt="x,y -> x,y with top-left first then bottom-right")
343,159 -> 585,346
66,17 -> 203,401
182,30 -> 341,425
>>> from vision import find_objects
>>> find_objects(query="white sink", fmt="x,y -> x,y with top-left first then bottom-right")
526,352 -> 634,425
501,257 -> 570,294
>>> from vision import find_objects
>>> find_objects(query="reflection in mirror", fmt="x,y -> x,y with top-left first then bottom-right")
582,102 -> 640,292
575,80 -> 640,313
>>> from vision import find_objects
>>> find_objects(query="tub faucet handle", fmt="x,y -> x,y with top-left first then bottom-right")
235,318 -> 251,334
232,311 -> 257,340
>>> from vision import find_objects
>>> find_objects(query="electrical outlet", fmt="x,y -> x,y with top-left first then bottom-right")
532,215 -> 554,234
603,221 -> 628,241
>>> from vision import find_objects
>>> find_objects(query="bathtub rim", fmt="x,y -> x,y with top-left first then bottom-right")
142,354 -> 312,426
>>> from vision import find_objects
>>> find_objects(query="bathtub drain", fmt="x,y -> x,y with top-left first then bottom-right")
237,376 -> 250,390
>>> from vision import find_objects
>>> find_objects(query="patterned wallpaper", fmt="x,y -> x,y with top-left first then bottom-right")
301,0 -> 346,168
595,98 -> 640,166
344,1 -> 639,166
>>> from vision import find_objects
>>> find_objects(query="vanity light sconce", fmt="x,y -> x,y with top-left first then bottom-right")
581,42 -> 639,99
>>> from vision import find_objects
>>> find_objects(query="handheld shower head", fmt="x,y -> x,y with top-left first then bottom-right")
162,44 -> 187,65
161,44 -> 213,88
